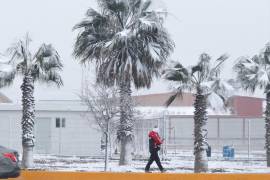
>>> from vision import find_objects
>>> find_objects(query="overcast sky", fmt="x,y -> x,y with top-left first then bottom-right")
0,0 -> 269,102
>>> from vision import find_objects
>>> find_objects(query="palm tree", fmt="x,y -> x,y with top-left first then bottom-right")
163,53 -> 232,172
234,43 -> 270,167
0,34 -> 63,168
73,0 -> 174,165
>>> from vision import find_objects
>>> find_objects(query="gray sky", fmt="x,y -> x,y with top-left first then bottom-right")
0,0 -> 269,102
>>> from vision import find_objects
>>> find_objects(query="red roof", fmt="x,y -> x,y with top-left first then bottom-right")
228,96 -> 263,117
133,92 -> 194,107
133,92 -> 263,117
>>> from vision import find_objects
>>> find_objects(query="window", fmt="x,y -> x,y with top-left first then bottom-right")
56,118 -> 61,128
56,117 -> 66,128
61,118 -> 66,128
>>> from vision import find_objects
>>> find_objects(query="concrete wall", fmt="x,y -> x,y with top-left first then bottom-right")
0,110 -> 101,156
0,112 -> 22,152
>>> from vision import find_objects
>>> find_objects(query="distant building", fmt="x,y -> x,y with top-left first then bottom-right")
0,92 -> 12,103
0,99 -> 100,156
0,92 -> 266,156
134,92 -> 264,117
228,95 -> 263,117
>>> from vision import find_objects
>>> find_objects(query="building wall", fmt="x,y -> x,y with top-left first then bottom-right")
0,112 -> 22,152
0,110 -> 101,156
230,96 -> 263,117
134,92 -> 195,107
0,108 -> 265,157
46,112 -> 101,156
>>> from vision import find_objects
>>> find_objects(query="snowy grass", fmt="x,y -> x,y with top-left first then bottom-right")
30,150 -> 270,173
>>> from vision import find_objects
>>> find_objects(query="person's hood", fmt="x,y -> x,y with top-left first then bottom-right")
153,127 -> 159,133
149,130 -> 158,138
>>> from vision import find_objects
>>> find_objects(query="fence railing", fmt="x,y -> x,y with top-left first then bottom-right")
134,115 -> 265,160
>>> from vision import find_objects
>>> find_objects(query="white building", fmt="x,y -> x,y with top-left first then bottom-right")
0,99 -> 101,156
0,92 -> 265,157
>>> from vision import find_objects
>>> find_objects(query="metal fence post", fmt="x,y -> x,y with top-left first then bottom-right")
248,118 -> 250,161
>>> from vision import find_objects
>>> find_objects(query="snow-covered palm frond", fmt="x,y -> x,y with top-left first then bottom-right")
141,0 -> 151,12
191,53 -> 211,84
138,13 -> 162,31
7,35 -> 32,73
75,0 -> 174,89
207,92 -> 225,111
4,34 -> 63,88
210,54 -> 229,78
73,8 -> 113,64
163,62 -> 189,83
33,44 -> 63,86
98,0 -> 128,16
261,42 -> 270,63
165,89 -> 183,107
35,44 -> 62,70
35,69 -> 63,87
164,53 -> 231,110
234,54 -> 270,93
200,80 -> 215,94
166,82 -> 194,104
208,79 -> 234,105
163,62 -> 194,106
0,60 -> 16,88
199,78 -> 233,108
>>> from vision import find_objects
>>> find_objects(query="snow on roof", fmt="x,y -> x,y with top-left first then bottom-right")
0,99 -> 230,117
136,106 -> 230,118
0,100 -> 87,112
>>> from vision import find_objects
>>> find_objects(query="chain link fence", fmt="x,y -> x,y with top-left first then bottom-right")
133,115 -> 265,160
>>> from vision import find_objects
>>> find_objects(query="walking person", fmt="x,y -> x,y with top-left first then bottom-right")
145,125 -> 165,173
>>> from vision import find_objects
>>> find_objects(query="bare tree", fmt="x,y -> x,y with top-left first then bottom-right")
80,83 -> 120,171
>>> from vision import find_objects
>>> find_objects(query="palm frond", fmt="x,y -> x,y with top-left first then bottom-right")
196,53 -> 211,83
74,0 -> 174,89
207,92 -> 226,111
210,53 -> 229,78
163,62 -> 189,82
164,52 -> 232,111
98,0 -> 128,21
211,79 -> 234,100
73,9 -> 112,64
141,0 -> 151,12
33,44 -> 63,86
263,42 -> 270,63
165,90 -> 183,107
73,8 -> 107,30
35,69 -> 63,87
6,34 -> 32,73
35,44 -> 63,71
234,55 -> 268,93
0,62 -> 16,88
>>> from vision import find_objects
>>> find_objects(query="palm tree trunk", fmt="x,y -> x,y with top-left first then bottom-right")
118,80 -> 134,166
265,92 -> 270,167
21,73 -> 35,169
194,87 -> 208,173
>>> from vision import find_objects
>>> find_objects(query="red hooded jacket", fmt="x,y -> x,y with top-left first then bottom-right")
149,131 -> 162,146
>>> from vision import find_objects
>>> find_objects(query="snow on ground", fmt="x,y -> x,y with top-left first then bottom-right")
31,150 -> 270,173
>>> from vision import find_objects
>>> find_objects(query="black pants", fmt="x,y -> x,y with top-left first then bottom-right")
145,151 -> 164,171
